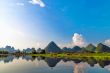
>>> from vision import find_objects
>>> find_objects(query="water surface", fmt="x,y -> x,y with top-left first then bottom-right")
0,55 -> 110,73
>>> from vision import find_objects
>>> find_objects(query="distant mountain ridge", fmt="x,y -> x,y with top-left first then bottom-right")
0,42 -> 110,53
44,41 -> 62,53
62,43 -> 110,53
85,44 -> 96,52
96,43 -> 110,52
0,46 -> 17,53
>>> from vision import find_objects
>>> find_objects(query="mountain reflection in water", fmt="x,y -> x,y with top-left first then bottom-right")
0,55 -> 110,73
0,55 -> 110,68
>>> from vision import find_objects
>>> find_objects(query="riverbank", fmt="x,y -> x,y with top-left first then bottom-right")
31,53 -> 110,60
1,53 -> 110,60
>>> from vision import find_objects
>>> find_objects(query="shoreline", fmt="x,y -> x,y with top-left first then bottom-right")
30,53 -> 110,60
1,53 -> 110,60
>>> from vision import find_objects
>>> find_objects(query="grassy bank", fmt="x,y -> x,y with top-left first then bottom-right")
31,53 -> 110,60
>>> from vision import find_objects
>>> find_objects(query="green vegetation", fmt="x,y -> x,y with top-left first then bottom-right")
31,53 -> 110,60
0,51 -> 9,54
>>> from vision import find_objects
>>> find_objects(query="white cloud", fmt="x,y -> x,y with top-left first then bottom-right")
16,3 -> 24,6
74,62 -> 88,73
72,33 -> 85,47
29,0 -> 45,7
104,39 -> 110,46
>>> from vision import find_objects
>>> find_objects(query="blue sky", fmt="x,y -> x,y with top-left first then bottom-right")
0,0 -> 110,49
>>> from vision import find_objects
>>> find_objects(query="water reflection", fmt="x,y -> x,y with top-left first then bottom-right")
0,55 -> 15,63
1,55 -> 110,69
74,62 -> 88,73
44,57 -> 61,68
22,55 -> 36,61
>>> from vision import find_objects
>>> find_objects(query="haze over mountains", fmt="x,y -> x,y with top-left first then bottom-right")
0,46 -> 18,53
0,41 -> 110,53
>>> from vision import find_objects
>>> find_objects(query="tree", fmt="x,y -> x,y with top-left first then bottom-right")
32,48 -> 37,54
